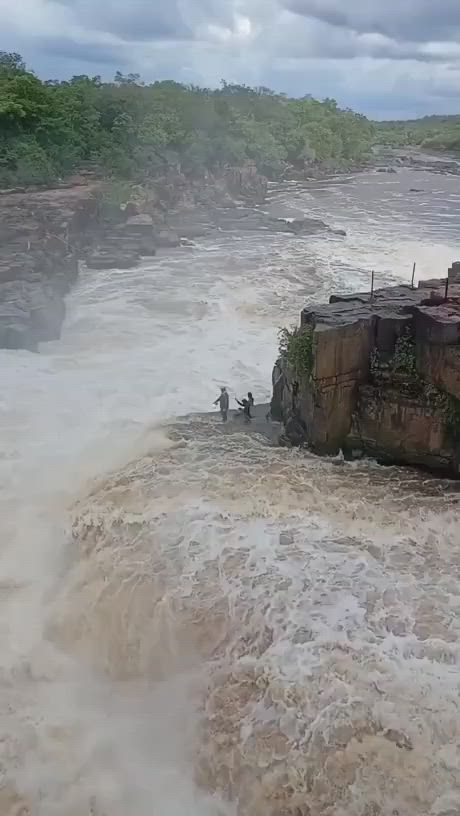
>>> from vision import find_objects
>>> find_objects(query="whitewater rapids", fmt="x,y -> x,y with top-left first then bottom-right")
0,169 -> 460,815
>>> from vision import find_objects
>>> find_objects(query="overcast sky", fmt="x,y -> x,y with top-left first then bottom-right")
2,0 -> 460,118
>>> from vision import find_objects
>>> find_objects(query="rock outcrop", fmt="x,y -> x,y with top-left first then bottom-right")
0,185 -> 99,350
272,263 -> 460,476
0,163 -> 338,352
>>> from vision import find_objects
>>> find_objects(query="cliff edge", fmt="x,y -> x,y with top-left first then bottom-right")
272,263 -> 460,477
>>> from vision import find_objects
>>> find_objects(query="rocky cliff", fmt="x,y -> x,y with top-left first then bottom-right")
0,184 -> 101,351
1,163 -> 339,351
272,263 -> 460,477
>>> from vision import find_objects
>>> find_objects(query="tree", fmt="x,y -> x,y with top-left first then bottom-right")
0,52 -> 26,73
0,52 -> 376,187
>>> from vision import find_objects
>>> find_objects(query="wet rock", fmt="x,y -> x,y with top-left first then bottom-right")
273,274 -> 460,477
283,217 -> 328,235
292,627 -> 313,644
0,185 -> 99,350
279,531 -> 294,546
270,361 -> 286,421
283,416 -> 308,446
86,252 -> 139,270
382,729 -> 413,750
154,228 -> 180,248
123,201 -> 140,217
123,214 -> 154,234
225,163 -> 268,204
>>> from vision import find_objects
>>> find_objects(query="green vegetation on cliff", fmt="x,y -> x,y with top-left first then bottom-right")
278,326 -> 315,382
0,51 -> 374,187
375,115 -> 460,152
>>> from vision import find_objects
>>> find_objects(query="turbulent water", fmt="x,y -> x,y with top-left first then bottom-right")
1,169 -> 460,815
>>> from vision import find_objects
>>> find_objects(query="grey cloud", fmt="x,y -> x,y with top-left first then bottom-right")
53,0 -> 236,42
283,0 -> 460,44
37,36 -> 127,64
3,0 -> 460,119
255,12 -> 460,64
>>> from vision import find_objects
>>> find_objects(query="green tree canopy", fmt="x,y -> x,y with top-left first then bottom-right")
0,52 -> 376,187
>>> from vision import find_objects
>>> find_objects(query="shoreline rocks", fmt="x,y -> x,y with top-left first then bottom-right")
0,186 -> 98,350
0,162 -> 343,351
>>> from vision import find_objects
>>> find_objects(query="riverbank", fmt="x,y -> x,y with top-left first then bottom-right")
0,164 -> 346,351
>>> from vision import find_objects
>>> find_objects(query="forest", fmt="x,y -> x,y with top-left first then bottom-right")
0,51 -> 376,187
375,115 -> 460,152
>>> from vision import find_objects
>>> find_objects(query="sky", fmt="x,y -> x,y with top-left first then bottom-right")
2,0 -> 460,119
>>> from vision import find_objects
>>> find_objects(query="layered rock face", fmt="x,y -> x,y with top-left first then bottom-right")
273,263 -> 460,476
0,185 -> 99,351
0,165 -> 273,351
0,163 -> 339,352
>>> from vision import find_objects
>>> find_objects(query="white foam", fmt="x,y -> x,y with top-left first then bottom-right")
0,170 -> 459,813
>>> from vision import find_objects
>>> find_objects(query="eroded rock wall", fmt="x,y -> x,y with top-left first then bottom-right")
273,273 -> 460,476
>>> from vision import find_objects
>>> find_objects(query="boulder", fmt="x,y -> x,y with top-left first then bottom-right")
123,214 -> 154,234
154,229 -> 180,248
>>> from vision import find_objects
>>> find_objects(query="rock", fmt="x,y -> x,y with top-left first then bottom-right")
0,302 -> 35,350
123,214 -> 154,234
273,271 -> 460,477
0,184 -> 99,350
414,303 -> 460,346
279,531 -> 294,546
225,163 -> 268,204
348,386 -> 452,473
154,229 -> 180,248
178,226 -> 207,239
382,729 -> 413,750
282,217 -> 328,235
270,362 -> 286,421
86,253 -> 139,270
284,415 -> 308,447
417,341 -> 460,401
139,241 -> 157,256
123,201 -> 140,217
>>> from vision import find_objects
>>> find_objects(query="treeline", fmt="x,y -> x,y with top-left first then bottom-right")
0,51 -> 375,187
375,115 -> 460,153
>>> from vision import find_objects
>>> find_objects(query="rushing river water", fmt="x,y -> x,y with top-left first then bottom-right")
1,169 -> 460,815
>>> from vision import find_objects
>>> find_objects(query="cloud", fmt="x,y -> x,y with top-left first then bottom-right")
51,0 -> 240,42
1,0 -> 460,117
283,0 -> 460,44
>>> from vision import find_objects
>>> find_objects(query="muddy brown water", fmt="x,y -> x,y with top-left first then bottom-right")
0,169 -> 459,815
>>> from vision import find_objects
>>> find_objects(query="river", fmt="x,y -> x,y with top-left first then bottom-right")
1,169 -> 460,815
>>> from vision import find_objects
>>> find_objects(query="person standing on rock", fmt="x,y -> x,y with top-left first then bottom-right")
214,387 -> 229,422
236,397 -> 252,422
